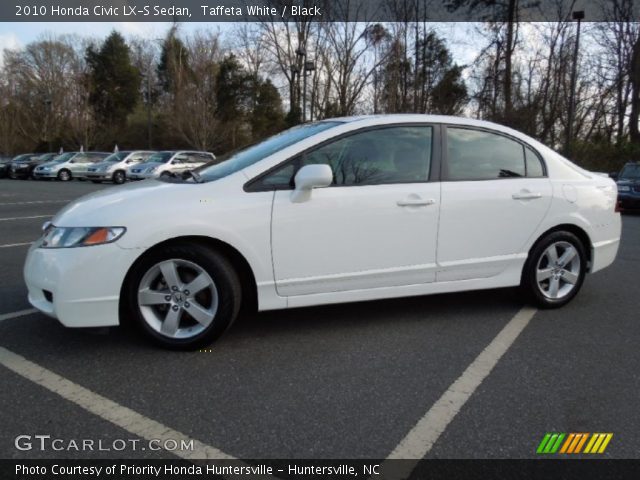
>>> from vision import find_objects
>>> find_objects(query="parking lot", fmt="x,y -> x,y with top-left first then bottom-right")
0,178 -> 639,461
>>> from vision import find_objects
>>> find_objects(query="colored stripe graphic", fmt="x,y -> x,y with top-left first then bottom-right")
585,433 -> 614,454
539,433 -> 613,454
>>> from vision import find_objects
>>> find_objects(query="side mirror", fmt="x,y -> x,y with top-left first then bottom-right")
291,164 -> 333,203
609,172 -> 619,180
69,160 -> 75,164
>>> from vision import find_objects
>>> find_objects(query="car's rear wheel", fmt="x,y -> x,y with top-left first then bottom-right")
521,231 -> 587,308
112,170 -> 126,184
124,243 -> 242,349
57,169 -> 71,181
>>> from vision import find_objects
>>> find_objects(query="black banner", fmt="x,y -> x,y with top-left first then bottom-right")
3,0 -> 635,22
4,459 -> 640,480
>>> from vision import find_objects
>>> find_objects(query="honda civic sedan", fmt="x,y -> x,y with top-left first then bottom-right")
24,115 -> 621,349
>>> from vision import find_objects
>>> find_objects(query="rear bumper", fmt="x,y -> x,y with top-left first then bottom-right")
591,238 -> 621,274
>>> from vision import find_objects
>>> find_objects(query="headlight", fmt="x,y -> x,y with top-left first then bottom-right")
40,225 -> 126,248
617,185 -> 631,192
147,166 -> 157,173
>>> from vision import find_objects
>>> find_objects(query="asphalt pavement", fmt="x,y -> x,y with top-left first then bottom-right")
0,178 -> 638,461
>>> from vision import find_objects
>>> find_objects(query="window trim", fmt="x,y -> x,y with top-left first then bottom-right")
441,125 -> 547,182
244,123 -> 441,192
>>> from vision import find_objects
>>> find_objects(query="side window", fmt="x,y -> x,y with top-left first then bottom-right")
190,153 -> 210,164
173,155 -> 187,164
74,154 -> 90,163
253,126 -> 432,189
525,146 -> 545,177
446,128 -> 525,180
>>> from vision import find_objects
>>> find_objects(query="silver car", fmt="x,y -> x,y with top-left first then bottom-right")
127,151 -> 215,180
85,151 -> 155,184
33,152 -> 110,181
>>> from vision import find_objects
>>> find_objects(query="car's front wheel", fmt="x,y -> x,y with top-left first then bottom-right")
521,231 -> 587,309
123,243 -> 242,349
57,169 -> 71,181
112,170 -> 126,184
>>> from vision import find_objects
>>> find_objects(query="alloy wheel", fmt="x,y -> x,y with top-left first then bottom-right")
137,259 -> 219,339
535,241 -> 581,300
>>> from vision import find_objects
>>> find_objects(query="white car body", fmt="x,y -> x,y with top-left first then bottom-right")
24,115 -> 621,331
85,151 -> 155,182
127,151 -> 215,180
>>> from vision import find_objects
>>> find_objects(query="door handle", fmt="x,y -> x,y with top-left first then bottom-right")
512,191 -> 542,200
397,198 -> 436,207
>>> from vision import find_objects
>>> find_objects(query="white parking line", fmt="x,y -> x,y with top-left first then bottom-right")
0,200 -> 69,206
0,242 -> 32,249
0,308 -> 38,323
0,215 -> 50,222
384,306 -> 537,477
0,346 -> 238,461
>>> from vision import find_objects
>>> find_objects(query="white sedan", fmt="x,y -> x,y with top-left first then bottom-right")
24,115 -> 621,349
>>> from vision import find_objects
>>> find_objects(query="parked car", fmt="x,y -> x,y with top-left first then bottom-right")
0,156 -> 14,178
612,161 -> 640,211
33,152 -> 110,181
24,115 -> 621,349
9,153 -> 57,179
127,151 -> 215,180
85,151 -> 156,184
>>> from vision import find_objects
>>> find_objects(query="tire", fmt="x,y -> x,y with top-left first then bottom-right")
521,231 -> 587,309
57,169 -> 71,182
112,170 -> 126,185
123,243 -> 242,349
160,171 -> 171,179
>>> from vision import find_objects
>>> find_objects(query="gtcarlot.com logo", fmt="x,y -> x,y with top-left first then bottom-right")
15,435 -> 194,452
536,433 -> 613,454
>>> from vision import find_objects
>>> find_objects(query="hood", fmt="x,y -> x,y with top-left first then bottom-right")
37,161 -> 62,169
89,161 -> 113,169
51,179 -> 217,228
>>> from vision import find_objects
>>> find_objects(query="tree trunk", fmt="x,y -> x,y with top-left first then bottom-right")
630,36 -> 640,144
504,0 -> 516,122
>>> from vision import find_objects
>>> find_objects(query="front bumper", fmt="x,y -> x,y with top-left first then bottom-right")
86,172 -> 113,180
127,172 -> 154,180
10,167 -> 30,178
33,170 -> 59,178
617,193 -> 640,210
23,242 -> 142,328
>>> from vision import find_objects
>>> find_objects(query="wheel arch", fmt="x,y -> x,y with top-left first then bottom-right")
119,235 -> 258,322
528,223 -> 592,270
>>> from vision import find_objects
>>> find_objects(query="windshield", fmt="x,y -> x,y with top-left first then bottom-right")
619,164 -> 640,180
51,152 -> 75,163
12,154 -> 32,162
197,122 -> 343,183
104,152 -> 129,162
147,151 -> 174,164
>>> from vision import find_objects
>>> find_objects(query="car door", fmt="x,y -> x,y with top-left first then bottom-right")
266,125 -> 440,296
169,154 -> 189,173
436,126 -> 552,281
68,153 -> 91,174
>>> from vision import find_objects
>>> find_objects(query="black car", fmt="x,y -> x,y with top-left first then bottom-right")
613,162 -> 640,211
0,156 -> 15,178
9,153 -> 56,179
